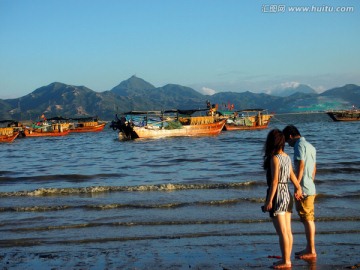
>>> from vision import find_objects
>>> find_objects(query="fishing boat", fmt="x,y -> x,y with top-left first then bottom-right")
222,109 -> 273,131
326,108 -> 360,121
0,120 -> 26,138
110,110 -> 226,140
69,117 -> 106,133
0,127 -> 19,143
24,121 -> 70,137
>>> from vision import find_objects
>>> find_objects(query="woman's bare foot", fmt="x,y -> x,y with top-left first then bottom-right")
272,262 -> 292,269
272,260 -> 292,269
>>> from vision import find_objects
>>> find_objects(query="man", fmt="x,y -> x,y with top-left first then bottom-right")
283,125 -> 317,260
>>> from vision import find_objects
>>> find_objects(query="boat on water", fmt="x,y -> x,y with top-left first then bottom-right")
0,127 -> 19,143
326,108 -> 360,121
110,109 -> 226,140
24,121 -> 70,137
68,117 -> 106,133
221,109 -> 273,131
0,120 -> 26,139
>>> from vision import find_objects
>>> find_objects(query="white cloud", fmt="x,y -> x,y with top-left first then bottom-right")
311,85 -> 326,93
201,87 -> 217,95
280,81 -> 300,89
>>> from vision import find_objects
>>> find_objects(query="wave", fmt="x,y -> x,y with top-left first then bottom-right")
1,219 -> 271,232
0,173 -> 126,183
0,181 -> 262,197
1,228 -> 359,248
1,192 -> 359,213
0,196 -> 264,213
317,167 -> 360,174
335,160 -> 360,166
315,192 -> 360,200
315,179 -> 358,184
2,217 -> 360,233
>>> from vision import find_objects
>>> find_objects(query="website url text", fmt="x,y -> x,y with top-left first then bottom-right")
262,5 -> 355,13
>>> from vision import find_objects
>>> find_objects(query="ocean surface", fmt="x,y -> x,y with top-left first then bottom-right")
1,113 -> 359,269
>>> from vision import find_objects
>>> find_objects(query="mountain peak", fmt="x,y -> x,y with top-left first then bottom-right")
111,76 -> 156,96
271,83 -> 317,97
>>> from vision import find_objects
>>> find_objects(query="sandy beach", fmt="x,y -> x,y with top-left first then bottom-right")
1,231 -> 359,269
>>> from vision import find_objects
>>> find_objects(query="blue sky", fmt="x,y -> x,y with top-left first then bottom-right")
0,0 -> 359,98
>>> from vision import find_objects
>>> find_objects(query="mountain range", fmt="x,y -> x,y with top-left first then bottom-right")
1,76 -> 359,121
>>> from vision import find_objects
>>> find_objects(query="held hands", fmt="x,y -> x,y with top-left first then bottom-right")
294,187 -> 303,201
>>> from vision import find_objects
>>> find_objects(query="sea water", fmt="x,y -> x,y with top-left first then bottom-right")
0,113 -> 359,269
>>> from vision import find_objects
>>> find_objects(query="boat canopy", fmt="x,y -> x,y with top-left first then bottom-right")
0,119 -> 17,123
70,116 -> 99,122
236,109 -> 266,112
0,120 -> 21,128
47,116 -> 69,121
46,116 -> 100,122
122,109 -> 208,116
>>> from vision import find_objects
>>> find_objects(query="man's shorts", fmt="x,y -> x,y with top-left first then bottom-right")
295,195 -> 315,221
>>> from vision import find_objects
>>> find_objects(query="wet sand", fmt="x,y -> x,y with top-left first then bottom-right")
1,233 -> 359,269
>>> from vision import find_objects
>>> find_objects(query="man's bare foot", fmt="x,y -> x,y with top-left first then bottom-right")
299,253 -> 317,260
273,259 -> 283,266
294,249 -> 307,256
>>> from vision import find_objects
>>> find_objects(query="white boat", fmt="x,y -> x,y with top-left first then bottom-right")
110,110 -> 226,140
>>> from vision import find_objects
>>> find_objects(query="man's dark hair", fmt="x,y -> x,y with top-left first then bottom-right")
282,125 -> 301,140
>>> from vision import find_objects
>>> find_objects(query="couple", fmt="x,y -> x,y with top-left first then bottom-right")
263,125 -> 317,269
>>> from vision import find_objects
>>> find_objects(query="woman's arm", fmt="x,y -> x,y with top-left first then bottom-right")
265,156 -> 279,211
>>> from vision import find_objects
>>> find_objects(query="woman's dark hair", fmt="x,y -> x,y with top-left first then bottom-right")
263,129 -> 285,170
282,125 -> 301,141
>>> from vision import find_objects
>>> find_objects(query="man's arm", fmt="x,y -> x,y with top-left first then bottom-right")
297,160 -> 305,183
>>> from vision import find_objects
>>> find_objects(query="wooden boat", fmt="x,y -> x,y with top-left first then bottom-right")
222,109 -> 273,131
0,120 -> 26,139
69,118 -> 106,133
0,127 -> 19,143
110,110 -> 226,140
326,108 -> 360,121
46,116 -> 106,133
24,122 -> 70,137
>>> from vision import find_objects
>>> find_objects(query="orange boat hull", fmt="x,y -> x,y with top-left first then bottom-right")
70,123 -> 106,133
223,113 -> 273,131
0,132 -> 19,143
24,129 -> 70,137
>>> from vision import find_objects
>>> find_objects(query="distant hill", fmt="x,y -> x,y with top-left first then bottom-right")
0,77 -> 359,121
111,75 -> 156,96
270,84 -> 317,97
3,82 -> 127,120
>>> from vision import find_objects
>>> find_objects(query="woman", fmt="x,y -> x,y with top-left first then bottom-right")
263,129 -> 303,269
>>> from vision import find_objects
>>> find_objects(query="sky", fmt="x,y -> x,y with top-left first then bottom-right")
0,0 -> 359,99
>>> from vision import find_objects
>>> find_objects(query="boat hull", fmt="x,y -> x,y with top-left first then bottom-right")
70,123 -> 106,133
24,129 -> 70,137
224,123 -> 269,131
0,132 -> 19,143
120,119 -> 226,140
224,113 -> 273,131
326,111 -> 360,121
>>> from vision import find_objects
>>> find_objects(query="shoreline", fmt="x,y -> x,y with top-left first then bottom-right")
1,233 -> 359,270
